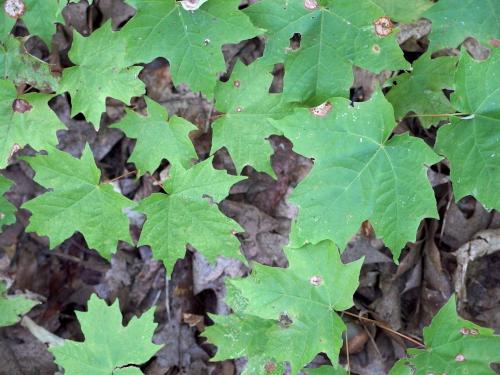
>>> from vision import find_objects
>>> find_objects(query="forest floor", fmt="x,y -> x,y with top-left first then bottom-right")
1,1 -> 499,374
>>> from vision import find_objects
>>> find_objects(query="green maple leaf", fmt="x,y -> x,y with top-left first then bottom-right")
435,48 -> 500,210
112,97 -> 197,174
386,53 -> 458,128
59,22 -> 144,127
1,0 -> 66,45
1,36 -> 59,91
245,0 -> 409,104
50,294 -> 160,375
0,175 -> 16,231
204,240 -> 363,374
423,0 -> 500,52
211,60 -> 295,175
389,296 -> 500,375
22,145 -> 133,258
120,0 -> 261,97
136,158 -> 245,274
0,79 -> 63,169
273,90 -> 441,259
371,0 -> 434,23
0,281 -> 39,327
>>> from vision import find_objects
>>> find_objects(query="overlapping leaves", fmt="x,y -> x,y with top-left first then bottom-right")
121,0 -> 261,97
211,60 -> 294,175
245,0 -> 409,104
22,145 -> 133,258
204,241 -> 362,374
390,296 -> 500,375
136,158 -> 245,274
1,0 -> 66,45
113,97 -> 197,174
0,79 -> 63,168
386,52 -> 457,127
423,0 -> 500,51
273,90 -> 441,258
435,48 -> 500,210
1,36 -> 58,91
59,22 -> 144,127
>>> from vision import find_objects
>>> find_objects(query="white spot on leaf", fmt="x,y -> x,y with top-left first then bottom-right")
4,0 -> 25,18
309,275 -> 323,286
180,0 -> 209,11
310,101 -> 332,117
304,0 -> 319,10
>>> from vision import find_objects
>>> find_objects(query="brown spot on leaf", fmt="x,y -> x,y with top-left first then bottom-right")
4,0 -> 25,18
374,16 -> 393,37
310,101 -> 332,117
233,80 -> 240,88
264,361 -> 277,373
12,98 -> 32,113
278,313 -> 293,329
372,44 -> 381,53
203,38 -> 210,46
309,275 -> 323,286
304,0 -> 319,10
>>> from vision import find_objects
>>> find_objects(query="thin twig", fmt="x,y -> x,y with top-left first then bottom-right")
343,311 -> 425,348
406,112 -> 470,118
105,170 -> 137,184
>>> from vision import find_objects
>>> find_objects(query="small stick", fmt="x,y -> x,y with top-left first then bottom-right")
406,112 -> 471,118
342,311 -> 425,348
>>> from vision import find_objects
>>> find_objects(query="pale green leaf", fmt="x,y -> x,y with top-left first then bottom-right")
136,158 -> 245,274
0,36 -> 59,91
121,0 -> 261,97
0,79 -> 63,169
0,175 -> 16,231
50,294 -> 160,375
386,53 -> 457,127
0,281 -> 39,327
423,0 -> 500,51
273,90 -> 441,258
22,145 -> 133,258
211,60 -> 295,175
389,296 -> 500,375
435,48 -> 500,209
204,241 -> 363,374
59,22 -> 144,127
245,0 -> 409,104
112,97 -> 197,174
